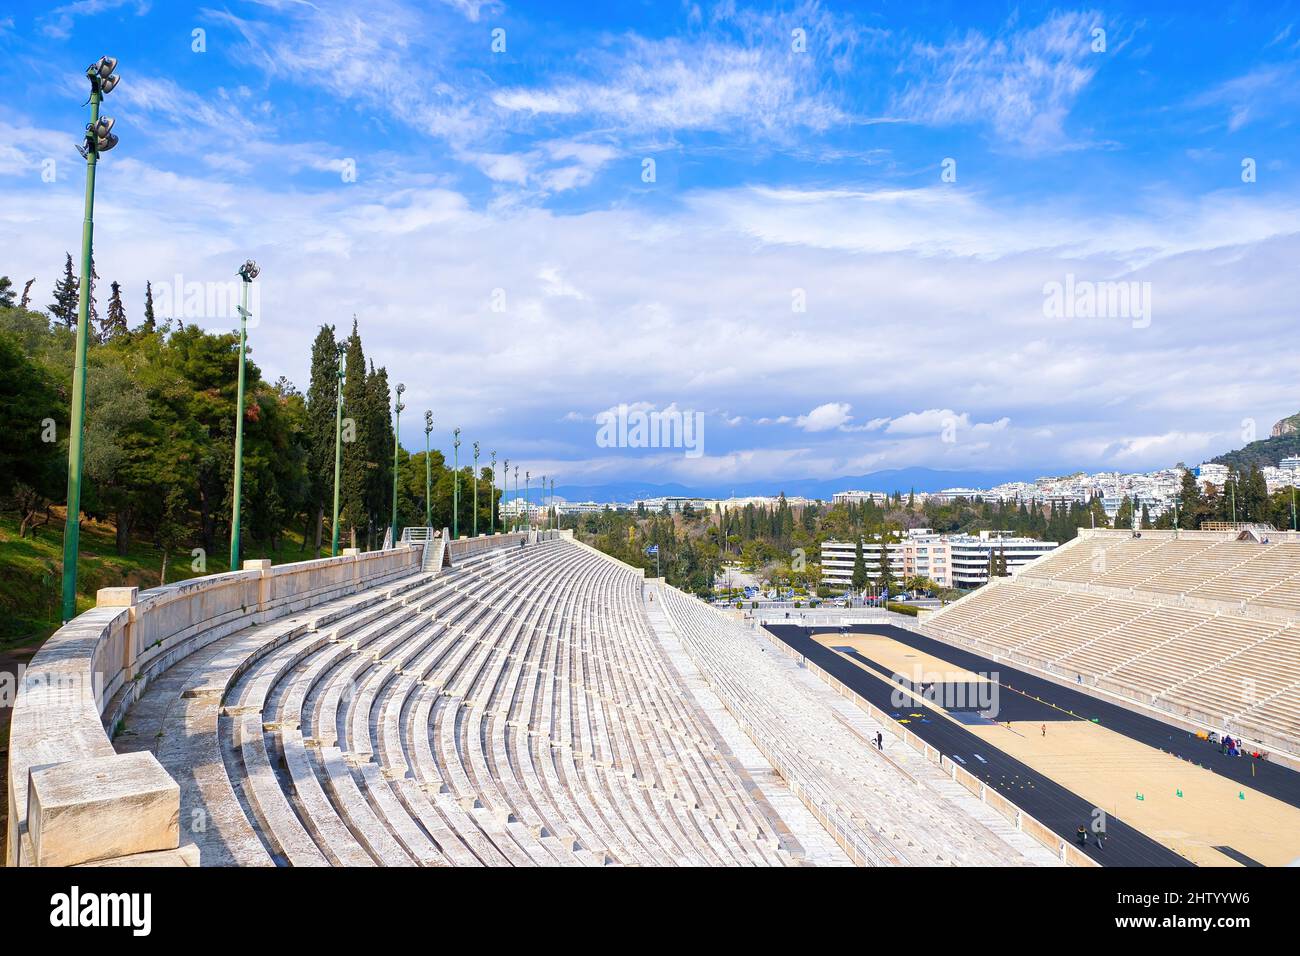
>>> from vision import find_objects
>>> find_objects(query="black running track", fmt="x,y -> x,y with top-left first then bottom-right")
766,622 -> 1265,867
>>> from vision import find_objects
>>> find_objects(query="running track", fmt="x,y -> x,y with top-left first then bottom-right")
766,623 -> 1215,866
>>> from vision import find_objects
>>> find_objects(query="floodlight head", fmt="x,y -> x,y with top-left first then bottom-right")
94,116 -> 115,137
97,131 -> 119,152
101,74 -> 120,94
396,383 -> 405,395
98,56 -> 118,79
238,259 -> 260,281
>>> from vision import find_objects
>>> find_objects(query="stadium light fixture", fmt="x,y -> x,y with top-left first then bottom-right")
472,442 -> 480,537
489,451 -> 497,534
229,259 -> 261,571
501,458 -> 509,534
452,428 -> 461,539
62,55 -> 123,621
424,411 -> 433,529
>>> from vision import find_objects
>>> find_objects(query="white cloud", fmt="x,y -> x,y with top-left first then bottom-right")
796,402 -> 854,432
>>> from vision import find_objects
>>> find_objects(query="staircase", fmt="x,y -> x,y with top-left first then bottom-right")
397,527 -> 444,573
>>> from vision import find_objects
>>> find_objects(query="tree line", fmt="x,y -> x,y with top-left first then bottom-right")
0,262 -> 499,583
568,472 -> 1295,598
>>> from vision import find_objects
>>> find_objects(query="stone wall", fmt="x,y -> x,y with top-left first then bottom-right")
6,545 -> 421,867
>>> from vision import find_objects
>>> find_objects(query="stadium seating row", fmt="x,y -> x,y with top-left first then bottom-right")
116,539 -> 798,866
923,530 -> 1300,755
654,584 -> 1053,865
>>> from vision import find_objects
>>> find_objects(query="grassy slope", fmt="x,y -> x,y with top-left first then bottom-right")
0,511 -> 313,650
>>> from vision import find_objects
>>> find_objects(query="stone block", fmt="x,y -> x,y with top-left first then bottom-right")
28,751 -> 180,867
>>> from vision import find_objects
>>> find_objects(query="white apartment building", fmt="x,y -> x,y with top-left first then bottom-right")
821,529 -> 956,589
821,529 -> 1056,591
554,500 -> 608,515
820,537 -> 909,589
831,490 -> 891,506
947,531 -> 1058,588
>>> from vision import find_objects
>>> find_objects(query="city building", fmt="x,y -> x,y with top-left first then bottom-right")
947,531 -> 1059,588
820,529 -> 1057,591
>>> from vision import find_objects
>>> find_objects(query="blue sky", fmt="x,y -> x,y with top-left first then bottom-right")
3,1 -> 1300,490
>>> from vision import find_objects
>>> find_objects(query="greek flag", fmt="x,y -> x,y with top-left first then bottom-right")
645,545 -> 659,556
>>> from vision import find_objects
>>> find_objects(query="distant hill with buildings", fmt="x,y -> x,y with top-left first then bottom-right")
550,467 -> 1035,504
1212,412 -> 1300,471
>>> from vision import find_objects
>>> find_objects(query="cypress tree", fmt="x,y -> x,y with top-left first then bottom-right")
364,361 -> 392,544
339,319 -> 369,547
142,280 -> 157,333
305,324 -> 338,555
850,539 -> 867,591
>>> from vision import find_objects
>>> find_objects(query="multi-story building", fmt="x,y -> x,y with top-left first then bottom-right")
554,500 -> 609,515
947,531 -> 1058,588
819,537 -> 908,589
831,490 -> 891,506
821,529 -> 1057,591
821,529 -> 956,589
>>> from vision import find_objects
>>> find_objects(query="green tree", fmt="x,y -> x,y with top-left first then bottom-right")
101,280 -> 127,340
304,324 -> 338,554
339,320 -> 370,547
140,280 -> 157,334
850,539 -> 868,590
49,253 -> 79,328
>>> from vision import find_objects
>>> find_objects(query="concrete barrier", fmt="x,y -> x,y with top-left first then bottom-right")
6,545 -> 422,867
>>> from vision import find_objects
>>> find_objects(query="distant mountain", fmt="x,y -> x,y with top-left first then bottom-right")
545,467 -> 1037,504
1212,412 -> 1300,471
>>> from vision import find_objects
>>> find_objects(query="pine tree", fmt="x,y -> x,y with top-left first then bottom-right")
87,257 -> 100,330
0,275 -> 14,308
49,253 -> 79,327
102,280 -> 127,340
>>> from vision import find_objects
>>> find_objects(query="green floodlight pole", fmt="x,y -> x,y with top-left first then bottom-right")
452,428 -> 461,539
513,466 -> 519,532
1230,475 -> 1237,524
525,471 -> 531,534
61,55 -> 121,623
489,451 -> 497,534
551,477 -> 556,531
423,410 -> 433,529
390,383 -> 405,546
230,258 -> 261,573
330,343 -> 345,556
472,442 -> 480,537
500,457 -> 508,535
1292,484 -> 1296,532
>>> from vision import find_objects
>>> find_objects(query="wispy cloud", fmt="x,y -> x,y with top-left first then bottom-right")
891,10 -> 1104,152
